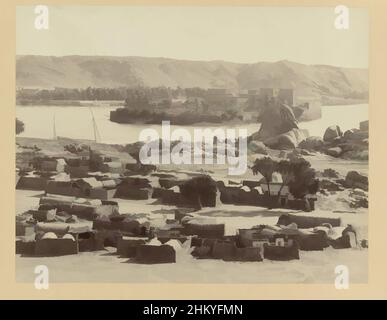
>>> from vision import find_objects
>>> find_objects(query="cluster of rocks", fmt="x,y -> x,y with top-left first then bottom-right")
317,169 -> 368,209
247,98 -> 368,160
348,188 -> 368,209
299,121 -> 369,160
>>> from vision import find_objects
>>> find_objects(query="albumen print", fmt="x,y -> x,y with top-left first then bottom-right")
15,5 -> 368,284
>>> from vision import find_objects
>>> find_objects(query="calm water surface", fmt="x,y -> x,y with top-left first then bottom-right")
16,104 -> 368,144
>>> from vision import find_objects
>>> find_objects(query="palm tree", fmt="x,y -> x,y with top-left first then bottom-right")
251,157 -> 277,196
276,160 -> 295,197
275,160 -> 296,205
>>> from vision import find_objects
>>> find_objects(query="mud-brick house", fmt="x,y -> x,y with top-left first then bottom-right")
39,195 -> 119,220
16,175 -> 51,190
219,183 -> 264,206
155,174 -> 213,206
75,177 -> 115,200
260,182 -> 316,211
242,179 -> 263,189
237,228 -> 271,248
160,182 -> 220,208
28,156 -> 66,172
100,161 -> 125,174
182,218 -> 225,239
76,177 -> 103,192
237,225 -> 300,261
134,244 -> 176,264
93,214 -> 150,237
263,240 -> 300,261
16,220 -> 35,238
159,176 -> 187,189
40,158 -> 66,172
238,186 -> 265,206
45,177 -> 115,200
46,180 -> 83,197
65,165 -> 90,178
287,195 -> 317,211
260,178 -> 317,211
116,237 -> 147,257
89,149 -> 136,174
76,150 -> 91,161
34,233 -> 79,257
64,156 -> 90,178
114,176 -> 153,200
259,172 -> 317,211
156,225 -> 187,244
159,186 -> 183,205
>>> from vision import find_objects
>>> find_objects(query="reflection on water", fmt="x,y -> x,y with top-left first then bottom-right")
16,104 -> 368,145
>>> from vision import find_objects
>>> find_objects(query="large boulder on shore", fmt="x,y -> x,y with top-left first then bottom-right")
263,128 -> 308,150
299,136 -> 324,151
319,179 -> 344,192
323,125 -> 342,142
342,129 -> 368,142
338,122 -> 368,160
321,168 -> 340,178
326,147 -> 342,157
317,121 -> 368,160
344,171 -> 368,191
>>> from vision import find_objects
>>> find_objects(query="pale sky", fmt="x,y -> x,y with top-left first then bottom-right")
16,6 -> 369,68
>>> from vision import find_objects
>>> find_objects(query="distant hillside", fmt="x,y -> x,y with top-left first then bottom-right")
16,55 -> 368,100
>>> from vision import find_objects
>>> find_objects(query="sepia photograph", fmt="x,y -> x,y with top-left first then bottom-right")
15,5 -> 369,284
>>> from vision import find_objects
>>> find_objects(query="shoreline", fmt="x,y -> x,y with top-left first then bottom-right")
16,102 -> 368,126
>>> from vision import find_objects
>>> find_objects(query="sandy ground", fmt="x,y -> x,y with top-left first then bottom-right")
16,247 -> 367,284
15,190 -> 368,284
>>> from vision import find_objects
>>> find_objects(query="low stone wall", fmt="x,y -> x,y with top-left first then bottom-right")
65,165 -> 90,178
135,245 -> 176,264
93,217 -> 148,236
159,178 -> 186,189
34,238 -> 78,256
16,176 -> 49,190
89,188 -> 111,200
263,242 -> 300,261
116,238 -> 147,257
182,223 -> 225,239
16,240 -> 36,255
220,186 -> 316,211
45,181 -> 83,197
297,232 -> 329,251
114,186 -> 150,200
277,213 -> 341,229
77,232 -> 105,252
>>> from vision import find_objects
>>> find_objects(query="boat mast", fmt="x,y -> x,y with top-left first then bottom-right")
53,113 -> 57,140
89,107 -> 100,143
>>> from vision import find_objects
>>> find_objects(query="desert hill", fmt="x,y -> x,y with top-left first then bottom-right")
16,55 -> 368,101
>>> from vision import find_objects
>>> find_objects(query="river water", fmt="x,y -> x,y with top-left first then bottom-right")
16,104 -> 368,145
